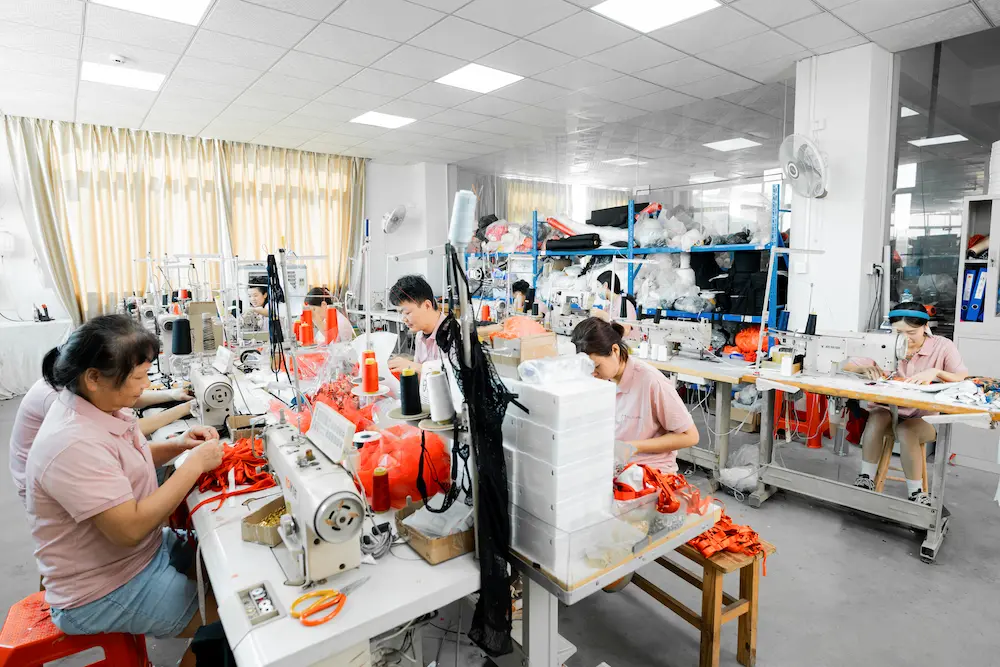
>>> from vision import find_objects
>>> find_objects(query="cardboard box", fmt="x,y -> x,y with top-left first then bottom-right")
241,497 -> 287,547
226,414 -> 265,441
731,405 -> 761,433
489,332 -> 558,378
395,500 -> 475,565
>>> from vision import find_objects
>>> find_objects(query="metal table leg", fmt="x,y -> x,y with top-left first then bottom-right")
712,381 -> 733,492
749,389 -> 776,508
522,575 -> 559,667
920,423 -> 952,563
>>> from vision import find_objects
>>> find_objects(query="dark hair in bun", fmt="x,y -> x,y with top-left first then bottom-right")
570,317 -> 628,362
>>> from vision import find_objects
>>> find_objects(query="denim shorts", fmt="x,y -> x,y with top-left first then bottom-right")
50,529 -> 198,639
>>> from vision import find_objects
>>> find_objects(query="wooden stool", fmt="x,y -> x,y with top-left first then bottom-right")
632,539 -> 776,667
874,434 -> 928,493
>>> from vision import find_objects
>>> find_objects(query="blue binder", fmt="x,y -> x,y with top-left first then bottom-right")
961,268 -> 978,321
968,267 -> 987,322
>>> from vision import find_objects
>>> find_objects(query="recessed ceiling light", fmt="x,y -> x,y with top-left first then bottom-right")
900,106 -> 919,117
592,0 -> 720,33
909,135 -> 967,147
689,172 -> 724,184
81,61 -> 164,91
703,138 -> 762,152
896,163 -> 916,189
602,157 -> 646,166
89,0 -> 212,25
350,111 -> 415,129
436,64 -> 523,94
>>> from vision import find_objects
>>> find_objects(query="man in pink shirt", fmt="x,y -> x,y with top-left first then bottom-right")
388,274 -> 446,374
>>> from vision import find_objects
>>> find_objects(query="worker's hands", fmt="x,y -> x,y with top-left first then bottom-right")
614,440 -> 637,473
183,440 -> 225,475
904,368 -> 940,385
859,364 -> 884,381
388,357 -> 420,374
177,425 -> 220,449
168,388 -> 194,402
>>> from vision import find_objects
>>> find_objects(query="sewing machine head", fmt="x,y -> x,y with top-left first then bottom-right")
190,365 -> 234,428
549,290 -> 592,336
635,319 -> 712,357
783,330 -> 907,375
265,407 -> 363,585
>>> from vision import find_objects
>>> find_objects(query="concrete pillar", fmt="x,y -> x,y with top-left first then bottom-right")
787,43 -> 897,333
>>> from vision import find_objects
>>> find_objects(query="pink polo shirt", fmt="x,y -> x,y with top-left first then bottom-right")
9,379 -> 59,505
26,391 -> 162,610
414,312 -> 446,365
854,334 -> 968,418
615,357 -> 696,474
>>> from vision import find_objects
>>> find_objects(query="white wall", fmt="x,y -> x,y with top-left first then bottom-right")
365,161 -> 451,304
0,137 -> 66,321
788,43 -> 895,332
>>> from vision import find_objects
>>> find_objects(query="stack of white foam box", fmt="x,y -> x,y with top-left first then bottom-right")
502,376 -> 617,583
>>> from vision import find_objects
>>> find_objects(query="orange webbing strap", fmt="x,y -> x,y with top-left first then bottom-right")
186,437 -> 276,519
687,514 -> 768,576
613,465 -> 713,516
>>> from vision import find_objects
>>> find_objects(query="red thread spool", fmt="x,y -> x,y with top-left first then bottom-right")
300,319 -> 315,346
361,358 -> 379,393
482,304 -> 491,321
179,289 -> 190,299
372,466 -> 390,512
325,306 -> 339,343
293,320 -> 301,340
300,309 -> 313,327
363,349 -> 376,363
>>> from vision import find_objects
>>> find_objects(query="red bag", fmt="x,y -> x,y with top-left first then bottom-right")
356,425 -> 451,509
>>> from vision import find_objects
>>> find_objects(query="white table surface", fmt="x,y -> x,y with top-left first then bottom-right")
0,318 -> 71,398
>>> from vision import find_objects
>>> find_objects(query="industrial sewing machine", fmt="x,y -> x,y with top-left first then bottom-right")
266,406 -> 364,586
771,330 -> 908,376
548,290 -> 592,336
633,318 -> 713,359
190,364 -> 234,428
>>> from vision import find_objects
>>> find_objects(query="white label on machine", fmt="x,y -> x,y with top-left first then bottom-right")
213,346 -> 233,373
309,402 -> 356,462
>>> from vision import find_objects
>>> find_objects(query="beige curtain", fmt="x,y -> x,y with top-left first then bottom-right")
3,117 -> 224,319
504,178 -> 572,224
585,186 -> 630,214
223,143 -> 365,292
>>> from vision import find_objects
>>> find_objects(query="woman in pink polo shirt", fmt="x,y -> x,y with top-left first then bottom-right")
25,314 -> 224,664
571,317 -> 699,474
844,302 -> 968,505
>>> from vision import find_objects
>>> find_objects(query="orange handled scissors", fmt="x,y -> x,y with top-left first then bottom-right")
290,576 -> 369,627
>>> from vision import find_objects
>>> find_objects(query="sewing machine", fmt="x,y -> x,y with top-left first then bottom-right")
634,318 -> 712,358
156,313 -> 180,374
548,290 -> 592,336
773,330 -> 907,375
266,414 -> 364,585
190,364 -> 234,428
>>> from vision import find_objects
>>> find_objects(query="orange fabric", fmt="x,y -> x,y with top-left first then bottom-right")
490,315 -> 547,341
187,437 -> 276,517
356,425 -> 451,509
613,464 -> 711,516
687,514 -> 768,576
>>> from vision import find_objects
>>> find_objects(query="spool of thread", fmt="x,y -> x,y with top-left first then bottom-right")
361,358 -> 379,393
482,304 -> 491,321
171,317 -> 192,355
449,190 -> 477,247
638,341 -> 650,359
300,320 -> 315,346
532,302 -> 539,316
293,320 -> 301,340
371,467 -> 390,512
325,306 -> 339,343
778,310 -> 790,331
427,370 -> 455,423
399,369 -> 421,416
179,289 -> 189,299
805,313 -> 818,336
300,309 -> 313,327
353,431 -> 381,449
657,345 -> 668,362
363,349 -> 376,364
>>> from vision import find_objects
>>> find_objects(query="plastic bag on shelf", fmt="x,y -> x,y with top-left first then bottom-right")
635,214 -> 669,247
356,424 -> 452,509
484,220 -> 510,242
402,494 -> 473,538
518,353 -> 595,384
674,295 -> 711,314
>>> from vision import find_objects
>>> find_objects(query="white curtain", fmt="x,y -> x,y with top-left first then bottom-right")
504,178 -> 573,224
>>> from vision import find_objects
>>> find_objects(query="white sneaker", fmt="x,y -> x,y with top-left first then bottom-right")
854,474 -> 875,491
909,490 -> 931,506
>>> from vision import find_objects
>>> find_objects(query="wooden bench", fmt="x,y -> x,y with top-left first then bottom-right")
632,539 -> 776,667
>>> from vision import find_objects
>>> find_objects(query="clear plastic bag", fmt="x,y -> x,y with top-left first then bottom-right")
401,493 -> 474,538
674,295 -> 711,313
518,353 -> 595,384
635,215 -> 668,247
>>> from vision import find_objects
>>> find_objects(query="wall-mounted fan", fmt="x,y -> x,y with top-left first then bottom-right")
779,134 -> 828,199
382,205 -> 407,234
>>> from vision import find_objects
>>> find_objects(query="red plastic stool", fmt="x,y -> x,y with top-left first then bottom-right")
0,592 -> 149,667
773,390 -> 831,449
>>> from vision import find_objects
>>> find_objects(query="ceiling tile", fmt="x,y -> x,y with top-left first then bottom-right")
243,0 -> 347,19
778,12 -> 858,48
673,72 -> 759,99
376,99 -> 446,119
82,37 -> 181,75
502,105 -> 568,128
527,11 -> 636,57
0,71 -> 76,98
77,106 -> 147,130
300,139 -> 353,153
535,90 -> 606,111
729,0 -> 822,27
0,23 -> 79,59
408,16 -> 515,60
535,60 -> 620,89
370,45 -> 465,80
297,101 -> 366,123
280,110 -> 357,132
77,81 -> 156,111
393,120 -> 456,135
0,46 -> 77,78
812,35 -> 869,55
202,119 -> 269,142
314,130 -> 369,144
649,6 -> 767,55
582,76 -> 662,102
700,30 -> 803,69
0,92 -> 74,122
425,108 -> 491,127
326,0 -> 444,42
171,57 -> 263,87
445,127 -> 510,143
865,3 -> 987,52
491,79 -> 570,105
296,24 -> 399,66
185,30 -> 286,70
214,104 -> 288,124
319,87 -> 395,108
477,40 -> 574,78
585,37 -> 685,75
833,0 -> 966,34
637,57 -> 725,88
0,0 -> 82,33
813,0 -> 853,7
406,0 -> 472,11
326,121 -> 388,138
203,0 -> 317,47
980,0 -> 1000,23
249,72 -> 327,98
150,94 -> 229,118
254,126 -> 322,147
629,89 -> 700,112
141,118 -> 207,136
160,77 -> 246,103
732,50 -> 809,82
403,82 -> 481,107
236,89 -> 310,112
456,0 -> 578,37
456,96 -> 525,116
269,51 -> 361,86
85,4 -> 194,54
341,68 -> 424,96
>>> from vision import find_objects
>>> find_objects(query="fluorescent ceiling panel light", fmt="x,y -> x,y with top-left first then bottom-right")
592,0 -> 720,33
896,163 -> 916,189
703,138 -> 761,152
89,0 -> 212,25
602,157 -> 646,166
909,135 -> 967,147
900,106 -> 919,117
436,64 -> 523,94
689,172 -> 724,184
81,61 -> 164,91
349,111 -> 416,129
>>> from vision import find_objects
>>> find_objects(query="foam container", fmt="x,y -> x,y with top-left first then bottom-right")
502,412 -> 615,467
504,376 -> 616,431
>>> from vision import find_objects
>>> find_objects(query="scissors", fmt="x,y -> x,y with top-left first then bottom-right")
290,576 -> 370,627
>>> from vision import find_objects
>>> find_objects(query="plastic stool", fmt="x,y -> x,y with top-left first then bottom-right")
0,592 -> 149,667
773,390 -> 831,449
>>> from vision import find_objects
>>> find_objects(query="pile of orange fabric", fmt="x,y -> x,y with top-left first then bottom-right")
188,437 -> 275,516
613,464 -> 711,515
723,326 -> 769,363
489,316 -> 546,341
687,513 -> 768,575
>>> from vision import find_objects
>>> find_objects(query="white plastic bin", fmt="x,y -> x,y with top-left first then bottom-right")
502,413 -> 614,467
504,377 -> 615,431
